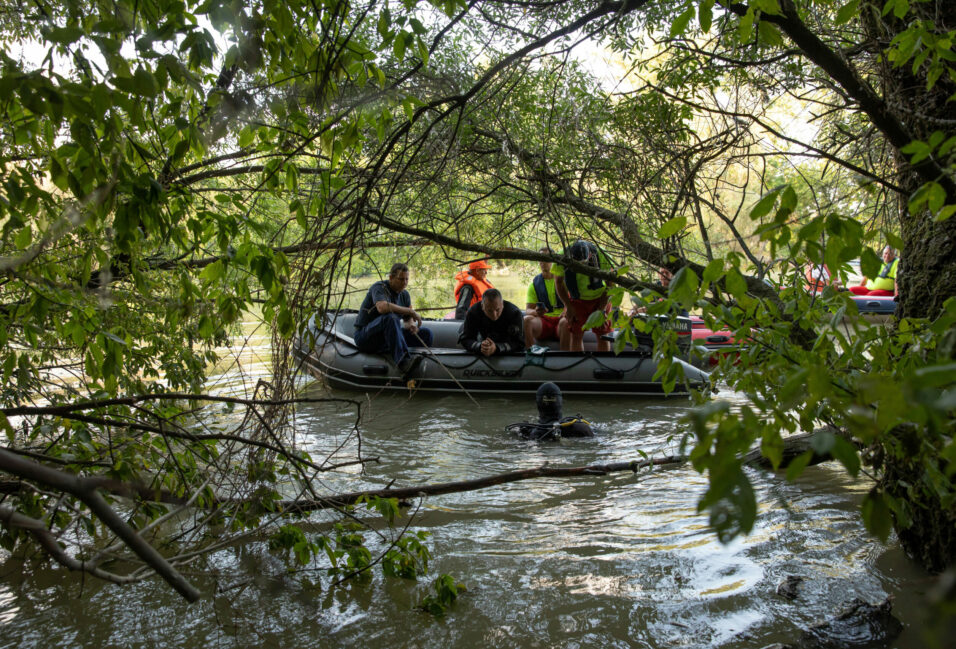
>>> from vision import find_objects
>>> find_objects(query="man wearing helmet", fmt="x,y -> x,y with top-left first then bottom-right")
552,240 -> 616,352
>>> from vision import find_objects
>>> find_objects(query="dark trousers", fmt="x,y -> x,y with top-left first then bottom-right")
353,314 -> 434,365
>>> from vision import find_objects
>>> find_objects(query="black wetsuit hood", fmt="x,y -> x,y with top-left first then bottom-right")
536,382 -> 563,424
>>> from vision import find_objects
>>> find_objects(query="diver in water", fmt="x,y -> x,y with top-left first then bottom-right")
507,382 -> 594,441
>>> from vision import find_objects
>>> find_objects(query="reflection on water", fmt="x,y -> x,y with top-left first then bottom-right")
0,377 -> 938,648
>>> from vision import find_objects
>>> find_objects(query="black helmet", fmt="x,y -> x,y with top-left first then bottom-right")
568,240 -> 594,265
536,382 -> 563,423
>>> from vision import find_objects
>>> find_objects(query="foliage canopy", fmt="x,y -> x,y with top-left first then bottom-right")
0,0 -> 954,603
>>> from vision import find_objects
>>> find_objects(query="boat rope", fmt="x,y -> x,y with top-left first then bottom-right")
412,331 -> 481,408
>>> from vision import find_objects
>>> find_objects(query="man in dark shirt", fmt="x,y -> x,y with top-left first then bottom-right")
353,262 -> 433,370
458,289 -> 524,356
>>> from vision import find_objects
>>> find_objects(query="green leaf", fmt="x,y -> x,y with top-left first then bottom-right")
14,227 -> 33,249
836,0 -> 860,24
912,363 -> 956,388
658,216 -> 687,239
698,0 -> 714,32
884,231 -> 904,251
785,451 -> 814,482
134,67 -> 160,98
402,97 -> 416,121
0,412 -> 14,442
830,436 -> 860,477
582,309 -> 606,330
934,205 -> 956,222
860,247 -> 882,279
724,267 -> 748,297
861,490 -> 893,541
670,267 -> 699,305
670,6 -> 695,38
394,32 -> 406,61
200,260 -> 225,283
757,22 -> 783,47
738,8 -> 756,42
238,127 -> 255,148
702,259 -> 724,285
749,187 -> 783,220
926,182 -> 946,213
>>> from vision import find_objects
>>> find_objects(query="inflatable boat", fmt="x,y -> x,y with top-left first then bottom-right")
689,318 -> 744,368
294,311 -> 710,397
850,294 -> 896,316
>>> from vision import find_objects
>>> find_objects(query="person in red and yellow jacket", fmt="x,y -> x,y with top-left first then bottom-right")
849,246 -> 899,297
454,260 -> 495,319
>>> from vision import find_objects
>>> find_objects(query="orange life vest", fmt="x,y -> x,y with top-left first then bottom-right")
454,270 -> 494,308
805,264 -> 831,292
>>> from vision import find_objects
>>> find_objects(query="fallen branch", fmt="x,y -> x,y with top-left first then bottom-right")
0,448 -> 201,602
278,456 -> 688,513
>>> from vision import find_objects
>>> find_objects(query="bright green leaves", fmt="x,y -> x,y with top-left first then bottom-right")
901,131 -> 956,165
667,0 -> 719,37
738,8 -> 756,43
669,266 -> 699,307
270,524 -> 322,567
688,401 -> 760,541
420,574 -> 466,617
702,259 -> 724,285
383,531 -> 432,579
749,184 -> 797,221
670,4 -> 696,38
859,246 -> 882,279
698,0 -> 715,33
885,17 -> 956,91
657,215 -> 687,239
582,309 -> 607,331
723,267 -> 748,298
882,0 -> 912,20
835,0 -> 860,25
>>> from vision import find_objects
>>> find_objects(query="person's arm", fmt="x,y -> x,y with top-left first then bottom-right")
525,283 -> 544,316
454,285 -> 474,320
458,309 -> 482,353
555,276 -> 574,318
494,307 -> 525,354
374,298 -> 420,324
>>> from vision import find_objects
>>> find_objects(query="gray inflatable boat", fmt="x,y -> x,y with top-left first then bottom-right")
294,311 -> 710,397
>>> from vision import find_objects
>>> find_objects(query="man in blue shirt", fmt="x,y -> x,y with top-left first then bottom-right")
353,263 -> 433,372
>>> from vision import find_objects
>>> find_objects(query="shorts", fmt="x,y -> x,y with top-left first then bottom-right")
566,298 -> 613,335
537,314 -> 561,340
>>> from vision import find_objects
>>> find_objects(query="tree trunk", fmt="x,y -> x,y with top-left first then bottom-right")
864,0 -> 956,572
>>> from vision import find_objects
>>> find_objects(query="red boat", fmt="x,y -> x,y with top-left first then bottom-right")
689,317 -> 743,367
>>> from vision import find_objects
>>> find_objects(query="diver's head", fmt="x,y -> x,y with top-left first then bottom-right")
536,382 -> 563,423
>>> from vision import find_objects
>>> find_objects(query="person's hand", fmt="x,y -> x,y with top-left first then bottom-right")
480,338 -> 496,356
407,321 -> 419,335
535,305 -> 547,317
409,309 -> 422,325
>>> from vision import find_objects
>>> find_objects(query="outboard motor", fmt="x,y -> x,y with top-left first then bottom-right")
507,383 -> 594,441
